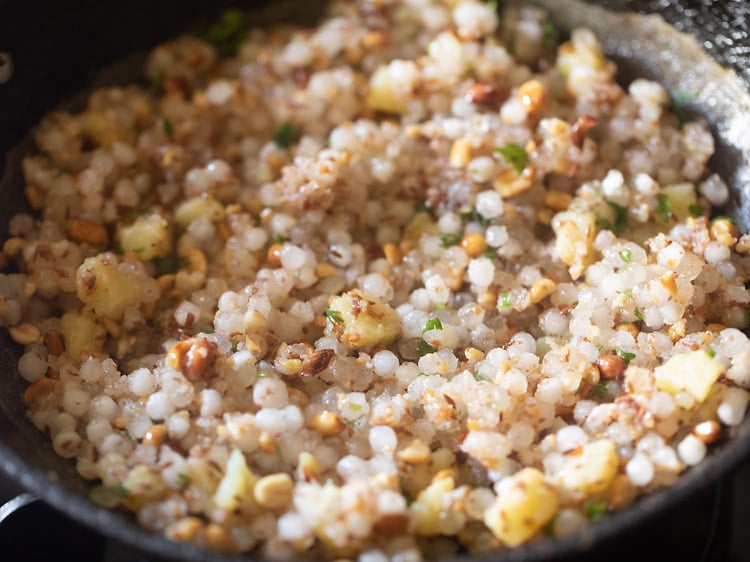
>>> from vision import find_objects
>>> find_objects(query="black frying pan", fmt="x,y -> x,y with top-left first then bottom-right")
0,1 -> 749,561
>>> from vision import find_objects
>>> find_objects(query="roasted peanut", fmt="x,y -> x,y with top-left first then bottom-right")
595,354 -> 628,380
167,338 -> 217,381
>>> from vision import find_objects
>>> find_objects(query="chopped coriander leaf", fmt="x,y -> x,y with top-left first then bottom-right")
423,317 -> 443,333
634,307 -> 645,321
542,21 -> 558,50
272,232 -> 283,244
131,246 -> 146,253
324,309 -> 344,324
257,370 -> 269,378
89,484 -> 130,507
346,418 -> 361,428
403,491 -> 414,505
483,249 -> 496,259
594,382 -> 609,399
162,116 -> 174,138
713,215 -> 737,225
272,122 -> 299,149
616,349 -> 636,362
439,232 -> 462,248
619,248 -> 632,264
585,500 -> 607,521
499,290 -> 513,309
196,9 -> 246,56
348,402 -> 363,412
669,90 -> 697,123
177,473 -> 191,490
688,204 -> 704,217
617,289 -> 633,299
707,347 -> 716,358
604,199 -> 629,233
153,254 -> 180,276
435,302 -> 446,310
461,207 -> 491,228
494,143 -> 527,174
417,340 -> 437,356
472,370 -> 487,382
416,201 -> 435,216
656,193 -> 672,222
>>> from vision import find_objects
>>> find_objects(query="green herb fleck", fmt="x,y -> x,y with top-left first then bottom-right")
472,370 -> 488,382
585,501 -> 608,522
656,193 -> 672,222
707,347 -> 716,358
162,117 -> 174,139
713,215 -> 737,225
499,290 -> 514,310
617,289 -> 633,299
423,317 -> 443,333
346,417 -> 363,428
594,382 -> 609,400
257,370 -> 269,378
461,207 -> 491,228
177,473 -> 191,490
542,517 -> 556,536
669,90 -> 697,123
324,309 -> 344,324
619,248 -> 632,264
416,201 -> 435,217
272,232 -> 283,244
403,491 -> 414,506
417,340 -> 438,357
439,232 -> 462,248
616,349 -> 636,362
494,143 -> 528,174
603,199 -> 629,233
272,121 -> 299,149
435,302 -> 446,311
634,307 -> 645,321
688,204 -> 704,217
196,9 -> 246,56
483,249 -> 496,259
348,402 -> 363,412
131,246 -> 146,253
89,484 -> 130,508
153,255 -> 181,276
542,21 -> 558,50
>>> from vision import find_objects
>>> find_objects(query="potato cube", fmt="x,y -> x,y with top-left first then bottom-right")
483,468 -> 559,547
551,210 -> 597,280
366,65 -> 408,114
555,439 -> 618,494
118,214 -> 172,260
325,290 -> 401,352
60,308 -> 106,361
654,350 -> 723,402
76,254 -> 141,320
214,449 -> 258,512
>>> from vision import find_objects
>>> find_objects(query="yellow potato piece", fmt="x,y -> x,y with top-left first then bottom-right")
556,439 -> 619,494
118,214 -> 172,260
365,65 -> 408,114
60,309 -> 106,361
483,468 -> 559,547
76,254 -> 141,321
325,290 -> 401,352
214,449 -> 258,512
654,350 -> 724,402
